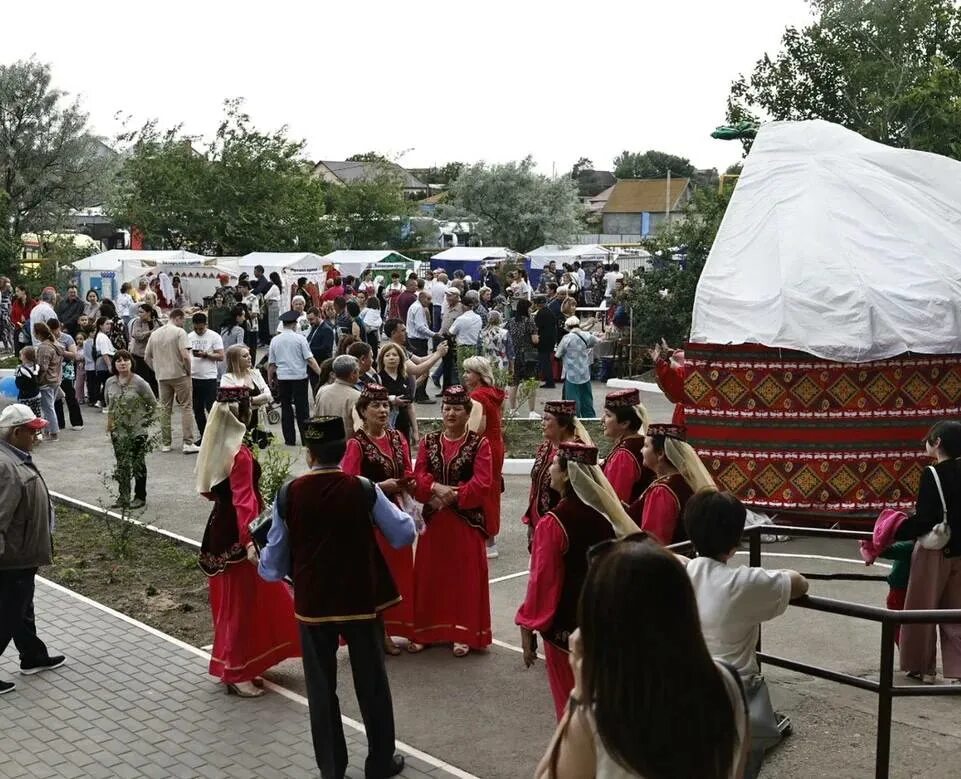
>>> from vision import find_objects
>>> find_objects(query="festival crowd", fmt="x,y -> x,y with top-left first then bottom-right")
1,262 -> 960,779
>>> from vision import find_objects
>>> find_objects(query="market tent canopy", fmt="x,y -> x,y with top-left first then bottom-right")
430,247 -> 513,262
321,250 -> 415,277
690,120 -> 961,363
528,244 -> 612,269
70,249 -> 205,271
238,252 -> 324,271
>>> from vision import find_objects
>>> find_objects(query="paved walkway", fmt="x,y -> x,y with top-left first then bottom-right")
0,579 -> 469,779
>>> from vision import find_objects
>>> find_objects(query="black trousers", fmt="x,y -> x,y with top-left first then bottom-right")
111,433 -> 148,501
192,378 -> 218,439
277,378 -> 309,446
55,378 -> 84,429
299,620 -> 396,779
132,355 -> 158,397
0,568 -> 49,665
538,351 -> 555,387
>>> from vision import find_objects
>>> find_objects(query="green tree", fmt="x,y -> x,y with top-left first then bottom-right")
570,156 -> 594,178
0,59 -> 107,275
613,150 -> 696,179
346,151 -> 391,163
624,187 -> 731,361
444,157 -> 583,252
324,170 -> 413,249
728,0 -> 961,158
109,99 -> 328,254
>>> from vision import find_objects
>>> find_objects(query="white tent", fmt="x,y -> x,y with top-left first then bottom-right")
527,244 -> 612,269
690,120 -> 961,363
322,250 -> 415,277
70,249 -> 205,272
239,252 -> 323,271
430,247 -> 512,262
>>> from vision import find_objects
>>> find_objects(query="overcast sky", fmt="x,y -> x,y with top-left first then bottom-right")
7,0 -> 812,175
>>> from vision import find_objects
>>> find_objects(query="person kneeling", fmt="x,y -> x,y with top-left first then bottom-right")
684,490 -> 809,778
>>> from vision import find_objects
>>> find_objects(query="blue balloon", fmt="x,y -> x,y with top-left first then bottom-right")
0,376 -> 18,399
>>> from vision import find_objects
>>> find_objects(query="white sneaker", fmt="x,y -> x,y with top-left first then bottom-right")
486,544 -> 499,559
101,407 -> 108,414
93,400 -> 102,408
70,425 -> 84,431
182,443 -> 200,454
160,445 -> 172,453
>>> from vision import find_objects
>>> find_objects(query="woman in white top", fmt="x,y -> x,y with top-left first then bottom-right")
536,537 -> 748,779
264,272 -> 283,335
220,343 -> 272,437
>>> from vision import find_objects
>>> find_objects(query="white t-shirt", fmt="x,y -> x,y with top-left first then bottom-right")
187,329 -> 224,381
29,301 -> 56,344
450,309 -> 482,347
604,271 -> 622,297
116,293 -> 134,318
430,280 -> 448,306
687,557 -> 792,676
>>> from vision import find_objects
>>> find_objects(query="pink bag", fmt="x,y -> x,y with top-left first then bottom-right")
859,508 -> 909,564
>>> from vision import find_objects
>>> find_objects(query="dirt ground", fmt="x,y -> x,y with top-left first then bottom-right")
45,507 -> 213,646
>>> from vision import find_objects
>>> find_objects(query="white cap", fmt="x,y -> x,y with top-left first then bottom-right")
445,286 -> 461,296
0,403 -> 48,430
565,316 -> 581,329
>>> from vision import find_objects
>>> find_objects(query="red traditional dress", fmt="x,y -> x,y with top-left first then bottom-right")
516,493 -> 615,720
341,428 -> 415,640
602,435 -> 655,505
655,357 -> 686,426
522,437 -> 586,529
412,430 -> 493,649
199,446 -> 301,683
627,472 -> 695,546
470,385 -> 506,536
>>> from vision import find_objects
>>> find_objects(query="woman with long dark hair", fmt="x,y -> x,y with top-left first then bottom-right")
98,298 -> 127,350
895,420 -> 961,683
536,538 -> 748,778
129,304 -> 160,396
91,316 -> 116,409
504,298 -> 539,413
264,272 -> 283,336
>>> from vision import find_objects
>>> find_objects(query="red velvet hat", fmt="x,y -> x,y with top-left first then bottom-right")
544,400 -> 576,417
360,383 -> 389,402
604,388 -> 640,409
441,385 -> 471,406
647,423 -> 686,441
558,441 -> 599,466
216,385 -> 250,403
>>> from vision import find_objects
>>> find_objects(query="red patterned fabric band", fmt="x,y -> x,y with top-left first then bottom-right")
605,389 -> 640,409
648,423 -> 686,441
558,442 -> 599,465
215,385 -> 250,403
544,400 -> 576,417
442,385 -> 471,406
361,383 -> 390,402
682,343 -> 959,520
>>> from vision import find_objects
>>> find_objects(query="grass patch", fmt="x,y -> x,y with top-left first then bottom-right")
417,418 -> 612,458
0,353 -> 19,369
46,506 -> 213,646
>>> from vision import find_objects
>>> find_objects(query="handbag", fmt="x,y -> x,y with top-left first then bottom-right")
920,465 -> 952,550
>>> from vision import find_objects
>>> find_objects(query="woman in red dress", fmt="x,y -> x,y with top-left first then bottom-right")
341,383 -> 417,654
197,385 -> 301,697
652,340 -> 687,425
516,441 -> 639,719
522,400 -> 593,547
463,355 -> 506,558
600,388 -> 655,504
410,385 -> 493,657
628,423 -> 716,545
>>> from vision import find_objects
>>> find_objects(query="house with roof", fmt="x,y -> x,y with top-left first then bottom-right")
313,160 -> 429,198
601,177 -> 692,236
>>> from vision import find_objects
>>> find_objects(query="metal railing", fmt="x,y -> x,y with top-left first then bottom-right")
672,525 -> 961,779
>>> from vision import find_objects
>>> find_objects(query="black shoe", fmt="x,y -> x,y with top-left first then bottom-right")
540,383 -> 556,389
20,655 -> 66,675
0,679 -> 14,694
367,754 -> 404,778
415,397 -> 436,404
129,497 -> 146,509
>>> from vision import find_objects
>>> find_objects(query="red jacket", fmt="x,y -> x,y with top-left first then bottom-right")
11,297 -> 33,327
655,358 -> 686,426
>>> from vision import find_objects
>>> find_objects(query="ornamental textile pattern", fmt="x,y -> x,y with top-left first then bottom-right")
682,344 -> 961,520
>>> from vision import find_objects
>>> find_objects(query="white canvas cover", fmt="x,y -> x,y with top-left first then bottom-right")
528,244 -> 611,269
690,120 -> 961,363
430,247 -> 512,262
238,252 -> 322,270
70,249 -> 204,271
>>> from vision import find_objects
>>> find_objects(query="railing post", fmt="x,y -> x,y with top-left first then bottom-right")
875,620 -> 895,779
750,528 -> 763,661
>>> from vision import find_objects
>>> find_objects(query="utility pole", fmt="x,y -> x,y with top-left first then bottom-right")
665,169 -> 672,225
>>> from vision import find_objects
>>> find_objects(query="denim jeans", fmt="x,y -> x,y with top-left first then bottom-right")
39,384 -> 60,434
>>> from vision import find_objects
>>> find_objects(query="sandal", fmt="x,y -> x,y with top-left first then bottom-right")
226,681 -> 265,698
384,641 -> 402,656
406,642 -> 426,654
453,643 -> 470,658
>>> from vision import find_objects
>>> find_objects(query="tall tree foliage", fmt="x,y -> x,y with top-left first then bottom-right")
613,150 -> 696,179
109,100 -> 328,254
728,0 -> 961,158
624,187 -> 731,354
0,60 -> 106,274
324,171 -> 413,249
445,157 -> 583,252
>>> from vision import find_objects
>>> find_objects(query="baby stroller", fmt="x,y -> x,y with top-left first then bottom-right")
255,354 -> 283,427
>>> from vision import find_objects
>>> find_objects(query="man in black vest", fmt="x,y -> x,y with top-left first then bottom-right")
258,416 -> 415,778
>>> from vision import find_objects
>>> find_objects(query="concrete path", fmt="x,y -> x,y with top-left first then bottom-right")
1,578 -> 468,779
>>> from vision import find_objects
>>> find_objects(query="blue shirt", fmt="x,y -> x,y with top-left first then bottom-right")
555,329 -> 598,384
267,328 -> 313,381
258,470 -> 416,582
